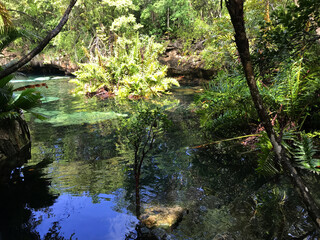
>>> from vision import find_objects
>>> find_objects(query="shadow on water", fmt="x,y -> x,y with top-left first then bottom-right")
0,158 -> 62,240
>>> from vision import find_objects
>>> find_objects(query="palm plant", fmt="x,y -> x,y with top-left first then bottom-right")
0,72 -> 43,121
0,2 -> 12,27
0,1 -> 22,50
0,3 -> 43,122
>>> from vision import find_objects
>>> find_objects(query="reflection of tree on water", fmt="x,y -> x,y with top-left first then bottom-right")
0,158 -> 73,240
125,223 -> 160,240
116,106 -> 175,239
117,106 -> 170,218
123,137 -> 320,239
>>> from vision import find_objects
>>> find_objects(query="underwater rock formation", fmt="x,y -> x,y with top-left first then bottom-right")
140,205 -> 185,229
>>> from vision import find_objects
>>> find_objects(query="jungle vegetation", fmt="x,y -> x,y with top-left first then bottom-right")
1,0 -> 320,235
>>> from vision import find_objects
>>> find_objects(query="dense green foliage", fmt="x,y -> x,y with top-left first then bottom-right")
72,33 -> 179,98
192,71 -> 255,137
0,5 -> 43,121
192,0 -> 320,175
1,0 -> 319,172
138,0 -> 195,36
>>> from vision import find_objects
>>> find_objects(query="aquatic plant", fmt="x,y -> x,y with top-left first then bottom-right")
34,110 -> 127,127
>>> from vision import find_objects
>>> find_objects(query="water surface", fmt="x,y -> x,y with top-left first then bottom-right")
1,76 -> 319,239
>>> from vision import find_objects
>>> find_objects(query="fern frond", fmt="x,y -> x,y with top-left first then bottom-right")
256,131 -> 280,176
294,135 -> 320,174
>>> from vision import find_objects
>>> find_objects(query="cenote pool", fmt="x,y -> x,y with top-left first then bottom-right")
1,76 -> 320,239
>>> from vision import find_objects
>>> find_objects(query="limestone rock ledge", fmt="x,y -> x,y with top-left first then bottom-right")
0,117 -> 31,182
159,41 -> 216,80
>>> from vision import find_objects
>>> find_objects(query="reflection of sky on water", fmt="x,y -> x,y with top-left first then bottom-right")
33,193 -> 138,240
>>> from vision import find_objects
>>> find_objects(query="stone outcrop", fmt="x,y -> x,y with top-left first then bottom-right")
23,53 -> 78,75
1,40 -> 214,81
159,41 -> 216,80
0,117 -> 31,182
0,50 -> 78,76
140,205 -> 185,229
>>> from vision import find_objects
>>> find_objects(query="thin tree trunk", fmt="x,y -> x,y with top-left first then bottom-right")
134,148 -> 141,218
167,7 -> 170,30
226,0 -> 320,229
0,0 -> 77,80
135,171 -> 141,218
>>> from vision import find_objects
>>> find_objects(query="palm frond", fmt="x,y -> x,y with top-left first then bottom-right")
0,26 -> 22,51
0,70 -> 13,87
26,110 -> 47,120
12,89 -> 42,110
0,110 -> 20,120
0,2 -> 13,28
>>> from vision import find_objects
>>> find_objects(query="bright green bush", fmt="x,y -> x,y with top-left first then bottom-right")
72,34 -> 179,98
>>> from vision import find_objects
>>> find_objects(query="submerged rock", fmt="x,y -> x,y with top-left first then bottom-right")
140,205 -> 185,229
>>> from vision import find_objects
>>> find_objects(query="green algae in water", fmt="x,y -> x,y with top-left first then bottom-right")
41,96 -> 60,103
35,111 -> 127,126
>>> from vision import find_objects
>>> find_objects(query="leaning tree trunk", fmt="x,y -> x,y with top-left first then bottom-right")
0,0 -> 77,80
0,0 -> 77,181
225,0 -> 320,229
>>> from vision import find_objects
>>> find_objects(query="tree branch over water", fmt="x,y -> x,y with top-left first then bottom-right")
0,0 -> 77,80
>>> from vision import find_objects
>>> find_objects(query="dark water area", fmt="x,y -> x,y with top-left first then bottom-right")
1,76 -> 320,239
